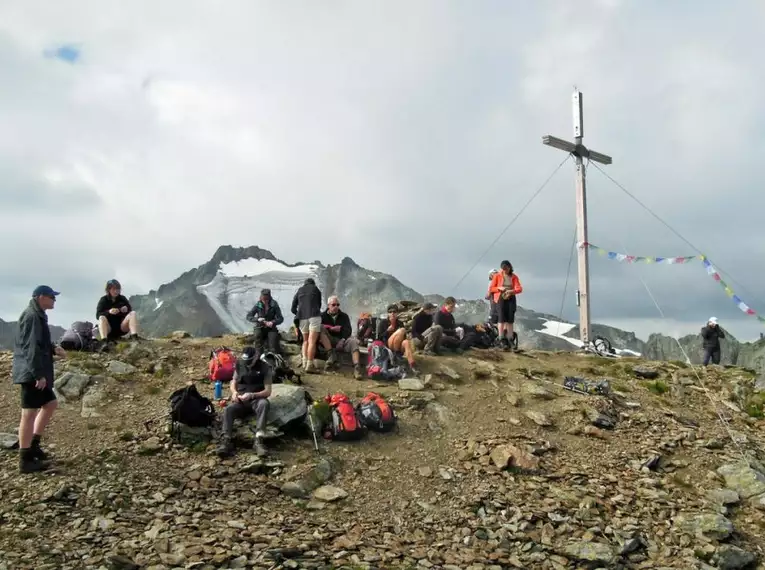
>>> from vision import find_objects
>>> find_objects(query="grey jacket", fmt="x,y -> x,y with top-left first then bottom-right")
12,300 -> 54,385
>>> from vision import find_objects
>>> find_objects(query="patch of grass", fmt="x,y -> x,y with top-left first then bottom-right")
118,431 -> 134,441
188,441 -> 209,454
745,404 -> 764,419
80,360 -> 104,375
669,360 -> 689,369
153,367 -> 168,379
145,384 -> 162,396
610,380 -> 632,392
86,421 -> 99,430
645,380 -> 669,395
580,366 -> 603,376
115,342 -> 129,354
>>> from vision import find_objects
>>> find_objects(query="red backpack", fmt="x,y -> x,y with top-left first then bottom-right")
356,392 -> 397,432
208,347 -> 236,382
324,393 -> 366,441
366,340 -> 405,380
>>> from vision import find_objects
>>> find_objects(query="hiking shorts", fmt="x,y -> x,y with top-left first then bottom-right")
497,298 -> 516,324
20,382 -> 57,410
299,316 -> 322,334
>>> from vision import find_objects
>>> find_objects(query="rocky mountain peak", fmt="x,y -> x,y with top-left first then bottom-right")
209,245 -> 279,265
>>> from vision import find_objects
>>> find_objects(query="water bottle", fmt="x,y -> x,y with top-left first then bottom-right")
214,380 -> 223,400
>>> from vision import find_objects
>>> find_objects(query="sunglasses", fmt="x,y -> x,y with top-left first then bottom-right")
329,303 -> 339,307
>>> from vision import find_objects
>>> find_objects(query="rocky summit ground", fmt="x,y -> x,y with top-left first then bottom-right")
1,335 -> 765,570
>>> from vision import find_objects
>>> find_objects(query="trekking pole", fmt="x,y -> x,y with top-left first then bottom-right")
307,409 -> 320,453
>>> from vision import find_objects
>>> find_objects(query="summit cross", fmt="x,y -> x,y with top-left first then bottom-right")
542,90 -> 613,347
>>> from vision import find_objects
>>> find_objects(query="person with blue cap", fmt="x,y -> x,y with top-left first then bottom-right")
12,285 -> 67,473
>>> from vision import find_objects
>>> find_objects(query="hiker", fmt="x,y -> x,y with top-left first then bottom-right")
12,286 -> 67,473
321,296 -> 364,379
488,260 -> 523,349
457,323 -> 494,351
216,346 -> 272,458
410,302 -> 443,354
701,317 -> 725,366
487,269 -> 499,324
246,288 -> 284,353
291,277 -> 324,373
356,312 -> 377,345
380,304 -> 418,374
433,297 -> 462,351
96,279 -> 139,342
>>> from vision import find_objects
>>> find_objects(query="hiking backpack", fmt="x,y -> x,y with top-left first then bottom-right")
324,393 -> 366,441
59,321 -> 96,351
208,347 -> 236,382
168,384 -> 216,429
260,351 -> 302,385
366,340 -> 406,380
356,392 -> 397,432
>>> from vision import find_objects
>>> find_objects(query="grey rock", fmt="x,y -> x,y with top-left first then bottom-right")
398,378 -> 425,391
633,366 -> 660,379
107,360 -> 137,375
437,365 -> 461,381
717,462 -> 765,500
525,410 -> 554,427
714,544 -> 757,570
281,458 -> 333,498
707,488 -> 740,506
562,541 -> 616,564
266,384 -> 308,428
754,374 -> 765,393
54,370 -> 92,400
523,383 -> 556,400
0,432 -> 19,450
674,512 -> 733,540
312,485 -> 348,502
81,384 -> 109,418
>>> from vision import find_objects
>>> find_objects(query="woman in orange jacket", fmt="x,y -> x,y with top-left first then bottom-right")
488,260 -> 523,349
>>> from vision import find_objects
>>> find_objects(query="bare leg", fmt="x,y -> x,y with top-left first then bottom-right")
18,409 -> 38,449
33,400 -> 58,436
388,329 -> 406,352
120,311 -> 139,335
98,316 -> 111,340
402,339 -> 415,368
307,331 -> 319,361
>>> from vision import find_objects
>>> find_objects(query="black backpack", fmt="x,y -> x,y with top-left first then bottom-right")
260,351 -> 302,385
60,321 -> 96,351
168,384 -> 216,430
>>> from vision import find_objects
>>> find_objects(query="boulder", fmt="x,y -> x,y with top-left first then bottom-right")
54,370 -> 92,401
81,384 -> 109,418
107,361 -> 137,375
0,433 -> 19,450
673,513 -> 733,541
398,378 -> 425,391
562,541 -> 616,564
266,384 -> 308,428
714,545 -> 757,570
717,462 -> 765,500
312,485 -> 348,502
490,444 -> 540,470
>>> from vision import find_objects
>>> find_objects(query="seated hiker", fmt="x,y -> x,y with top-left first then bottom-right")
488,260 -> 523,349
217,346 -> 272,458
410,302 -> 443,354
96,279 -> 139,342
380,304 -> 417,374
433,297 -> 461,351
457,322 -> 494,351
356,312 -> 377,346
321,296 -> 363,379
246,288 -> 284,353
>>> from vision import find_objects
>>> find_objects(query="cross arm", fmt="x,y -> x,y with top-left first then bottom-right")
542,135 -> 613,165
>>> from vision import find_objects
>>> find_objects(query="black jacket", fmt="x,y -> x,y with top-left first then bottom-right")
378,317 -> 404,342
234,358 -> 273,394
321,310 -> 352,340
12,300 -> 54,385
96,294 -> 132,321
433,308 -> 457,336
291,283 -> 322,320
246,300 -> 284,328
411,311 -> 434,339
701,325 -> 725,350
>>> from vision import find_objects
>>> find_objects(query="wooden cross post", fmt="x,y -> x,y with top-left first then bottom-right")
542,90 -> 613,347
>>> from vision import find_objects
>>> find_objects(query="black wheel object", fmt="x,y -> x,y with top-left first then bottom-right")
592,336 -> 612,355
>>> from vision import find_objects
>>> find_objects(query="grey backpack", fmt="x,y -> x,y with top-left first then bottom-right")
60,321 -> 96,351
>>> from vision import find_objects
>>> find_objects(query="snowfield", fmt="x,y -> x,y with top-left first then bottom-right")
197,258 -> 321,333
536,319 -> 642,357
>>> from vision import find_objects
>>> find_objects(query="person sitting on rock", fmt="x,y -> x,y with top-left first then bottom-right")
433,297 -> 462,352
701,316 -> 725,366
246,288 -> 284,354
488,260 -> 523,349
380,304 -> 418,374
356,312 -> 377,346
96,279 -> 139,342
410,302 -> 443,355
217,346 -> 272,458
321,296 -> 364,379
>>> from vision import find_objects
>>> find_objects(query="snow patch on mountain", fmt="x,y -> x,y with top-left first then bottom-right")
537,320 -> 584,348
197,258 -> 320,333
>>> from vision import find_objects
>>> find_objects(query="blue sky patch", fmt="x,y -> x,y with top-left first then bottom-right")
44,44 -> 81,64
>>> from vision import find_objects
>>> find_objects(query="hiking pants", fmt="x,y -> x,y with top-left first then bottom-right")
703,348 -> 721,366
222,398 -> 270,436
459,332 -> 480,351
254,328 -> 280,354
423,325 -> 443,351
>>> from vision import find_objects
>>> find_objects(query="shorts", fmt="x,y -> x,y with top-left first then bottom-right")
20,383 -> 57,409
497,298 -> 517,324
299,316 -> 322,334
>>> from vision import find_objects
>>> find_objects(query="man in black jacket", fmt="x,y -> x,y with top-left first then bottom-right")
291,278 -> 323,374
12,285 -> 67,473
701,317 -> 725,366
216,346 -> 273,458
321,296 -> 363,379
410,303 -> 443,355
96,279 -> 139,341
433,297 -> 461,351
246,289 -> 284,353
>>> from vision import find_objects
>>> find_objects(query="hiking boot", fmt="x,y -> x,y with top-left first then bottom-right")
128,333 -> 141,342
353,364 -> 364,380
19,449 -> 49,474
253,438 -> 268,457
326,349 -> 338,367
215,437 -> 234,458
30,436 -> 48,461
304,361 -> 318,374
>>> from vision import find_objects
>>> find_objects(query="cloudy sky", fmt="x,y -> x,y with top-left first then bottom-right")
1,0 -> 764,342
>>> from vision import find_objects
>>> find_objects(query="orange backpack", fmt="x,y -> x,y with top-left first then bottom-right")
208,347 -> 236,382
356,392 -> 397,432
324,393 -> 366,441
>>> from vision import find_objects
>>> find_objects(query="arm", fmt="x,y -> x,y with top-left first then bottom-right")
121,295 -> 133,313
340,313 -> 352,340
272,302 -> 284,326
22,315 -> 45,380
700,327 -> 711,339
512,274 -> 523,295
488,274 -> 502,294
246,303 -> 259,323
229,369 -> 240,400
291,293 -> 299,315
718,328 -> 725,339
96,296 -> 109,319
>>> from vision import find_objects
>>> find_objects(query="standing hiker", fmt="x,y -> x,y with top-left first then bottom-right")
488,260 -> 523,349
291,277 -> 325,373
12,286 -> 67,473
701,317 -> 725,366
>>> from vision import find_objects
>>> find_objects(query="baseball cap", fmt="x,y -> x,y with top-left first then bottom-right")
422,302 -> 437,311
32,285 -> 60,298
241,346 -> 258,361
261,288 -> 271,296
709,317 -> 718,324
